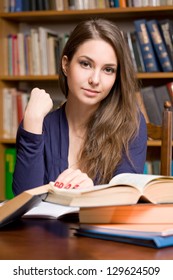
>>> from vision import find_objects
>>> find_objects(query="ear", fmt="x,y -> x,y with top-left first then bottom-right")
62,55 -> 69,76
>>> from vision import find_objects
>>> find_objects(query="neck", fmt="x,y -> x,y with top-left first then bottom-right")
65,98 -> 98,133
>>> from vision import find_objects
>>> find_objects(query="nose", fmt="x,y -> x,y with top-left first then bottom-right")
88,70 -> 100,86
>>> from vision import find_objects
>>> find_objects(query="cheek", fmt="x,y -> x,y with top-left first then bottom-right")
67,65 -> 84,86
103,76 -> 116,92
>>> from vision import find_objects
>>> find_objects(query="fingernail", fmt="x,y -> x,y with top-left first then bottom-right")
73,184 -> 79,189
64,184 -> 72,189
54,182 -> 64,188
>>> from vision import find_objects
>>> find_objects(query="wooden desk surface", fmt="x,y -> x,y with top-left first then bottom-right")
0,219 -> 173,260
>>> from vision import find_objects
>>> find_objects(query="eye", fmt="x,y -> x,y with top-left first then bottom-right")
79,60 -> 91,68
104,67 -> 116,74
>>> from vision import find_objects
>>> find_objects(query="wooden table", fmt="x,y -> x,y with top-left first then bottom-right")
0,219 -> 173,260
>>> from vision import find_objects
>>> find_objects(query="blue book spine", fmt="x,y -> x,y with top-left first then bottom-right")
146,19 -> 173,72
113,0 -> 120,7
134,19 -> 160,72
15,0 -> 23,12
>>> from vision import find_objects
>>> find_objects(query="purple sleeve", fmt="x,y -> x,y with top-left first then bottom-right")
12,125 -> 45,195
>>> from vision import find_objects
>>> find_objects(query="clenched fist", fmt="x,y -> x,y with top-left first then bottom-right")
24,88 -> 53,134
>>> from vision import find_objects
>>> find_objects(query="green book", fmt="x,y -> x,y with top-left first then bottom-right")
5,148 -> 16,199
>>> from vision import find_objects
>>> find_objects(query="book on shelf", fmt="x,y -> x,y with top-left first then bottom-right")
38,27 -> 60,75
2,87 -> 29,138
134,19 -> 160,72
1,173 -> 173,227
129,31 -> 146,72
2,87 -> 13,138
159,19 -> 173,66
154,84 -> 171,115
30,28 -> 41,75
146,19 -> 173,72
18,32 -> 26,75
126,32 -> 138,72
75,223 -> 173,248
143,160 -> 160,175
5,148 -> 16,200
140,86 -> 162,125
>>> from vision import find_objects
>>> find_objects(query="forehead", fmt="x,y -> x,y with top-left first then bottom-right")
73,39 -> 117,63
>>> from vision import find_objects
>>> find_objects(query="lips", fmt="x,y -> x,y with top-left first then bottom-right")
82,88 -> 100,97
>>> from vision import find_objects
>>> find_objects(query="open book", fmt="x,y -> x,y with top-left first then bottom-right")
1,173 -> 173,227
23,201 -> 79,220
46,172 -> 173,206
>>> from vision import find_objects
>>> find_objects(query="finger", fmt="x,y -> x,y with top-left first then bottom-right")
73,178 -> 94,189
56,168 -> 81,185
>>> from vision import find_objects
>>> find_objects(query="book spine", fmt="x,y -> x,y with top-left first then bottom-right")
140,86 -> 162,125
5,148 -> 16,199
134,19 -> 160,72
146,19 -> 173,72
14,0 -> 23,12
130,32 -> 146,72
159,20 -> 173,66
153,85 -> 171,115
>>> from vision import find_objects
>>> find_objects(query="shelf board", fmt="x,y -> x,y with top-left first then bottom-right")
0,138 -> 16,144
0,75 -> 59,81
147,140 -> 173,147
1,73 -> 173,81
137,73 -> 173,79
0,6 -> 173,22
147,140 -> 162,147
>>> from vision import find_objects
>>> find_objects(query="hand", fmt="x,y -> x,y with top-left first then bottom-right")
24,87 -> 53,134
54,168 -> 94,190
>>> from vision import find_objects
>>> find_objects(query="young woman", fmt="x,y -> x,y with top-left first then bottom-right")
13,18 -> 147,195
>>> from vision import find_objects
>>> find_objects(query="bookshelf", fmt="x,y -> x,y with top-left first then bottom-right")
0,3 -> 173,199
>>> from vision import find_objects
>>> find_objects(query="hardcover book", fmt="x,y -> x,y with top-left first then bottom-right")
146,19 -> 173,72
76,223 -> 173,248
154,84 -> 171,115
140,86 -> 162,125
1,173 -> 173,227
129,31 -> 146,72
134,19 -> 160,72
159,19 -> 173,66
79,204 -> 173,224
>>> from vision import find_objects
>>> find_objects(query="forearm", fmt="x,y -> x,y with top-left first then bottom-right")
12,126 -> 45,195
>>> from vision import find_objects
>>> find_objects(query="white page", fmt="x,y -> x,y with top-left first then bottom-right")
23,201 -> 79,219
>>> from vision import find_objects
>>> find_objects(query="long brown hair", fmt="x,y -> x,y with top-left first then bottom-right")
59,18 -> 140,184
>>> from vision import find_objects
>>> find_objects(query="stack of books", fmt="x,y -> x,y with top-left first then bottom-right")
1,172 -> 173,248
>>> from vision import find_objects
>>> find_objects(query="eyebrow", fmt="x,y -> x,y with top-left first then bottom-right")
79,55 -> 117,67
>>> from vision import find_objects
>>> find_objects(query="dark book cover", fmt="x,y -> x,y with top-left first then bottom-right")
130,31 -> 146,72
76,228 -> 173,248
159,19 -> 173,66
154,85 -> 171,115
134,19 -> 160,72
146,19 -> 173,72
141,86 -> 162,125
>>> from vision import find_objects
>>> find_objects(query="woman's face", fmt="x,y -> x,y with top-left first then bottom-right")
62,39 -> 118,108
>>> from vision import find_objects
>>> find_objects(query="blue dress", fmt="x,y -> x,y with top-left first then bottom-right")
12,104 -> 147,195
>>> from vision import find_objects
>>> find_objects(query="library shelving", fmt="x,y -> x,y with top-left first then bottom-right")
0,3 -> 173,199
